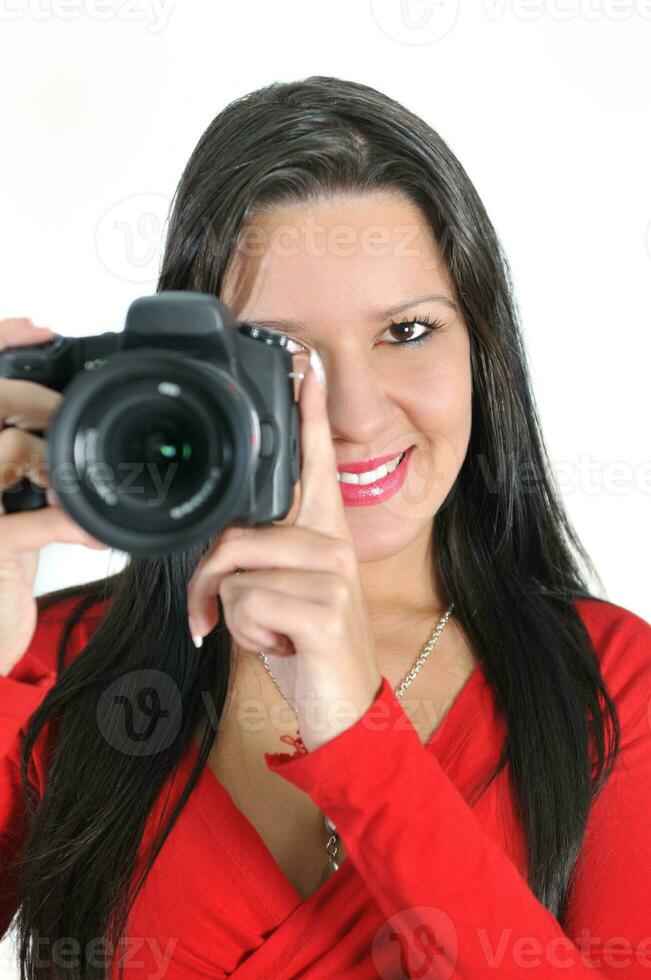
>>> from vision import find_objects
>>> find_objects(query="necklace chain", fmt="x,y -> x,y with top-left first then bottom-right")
258,601 -> 455,881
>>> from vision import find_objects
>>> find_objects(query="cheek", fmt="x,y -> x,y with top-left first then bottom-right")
406,360 -> 472,447
397,361 -> 472,513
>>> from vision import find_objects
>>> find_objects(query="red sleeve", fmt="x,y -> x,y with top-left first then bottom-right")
264,601 -> 651,978
0,595 -> 110,938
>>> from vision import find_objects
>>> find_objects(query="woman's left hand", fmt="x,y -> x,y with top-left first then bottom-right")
186,352 -> 383,753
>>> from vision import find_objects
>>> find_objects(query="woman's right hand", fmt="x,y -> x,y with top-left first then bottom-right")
0,317 -> 110,677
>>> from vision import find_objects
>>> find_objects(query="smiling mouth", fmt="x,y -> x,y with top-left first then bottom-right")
336,449 -> 408,485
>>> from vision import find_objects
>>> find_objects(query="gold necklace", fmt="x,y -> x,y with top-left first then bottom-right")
258,602 -> 455,880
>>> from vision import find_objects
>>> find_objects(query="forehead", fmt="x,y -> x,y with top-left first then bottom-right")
221,190 -> 453,321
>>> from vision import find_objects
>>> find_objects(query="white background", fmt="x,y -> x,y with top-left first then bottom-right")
1,1 -> 650,972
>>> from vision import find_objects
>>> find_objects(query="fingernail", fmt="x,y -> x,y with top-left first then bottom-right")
309,348 -> 327,388
188,617 -> 203,649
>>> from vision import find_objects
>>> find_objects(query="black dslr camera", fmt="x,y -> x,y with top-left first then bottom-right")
0,292 -> 301,557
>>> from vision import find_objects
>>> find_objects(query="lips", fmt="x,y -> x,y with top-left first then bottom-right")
337,451 -> 405,485
337,446 -> 413,475
338,445 -> 415,507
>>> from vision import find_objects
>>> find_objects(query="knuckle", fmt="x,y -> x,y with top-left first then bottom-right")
316,606 -> 340,639
241,588 -> 264,613
0,425 -> 26,457
328,538 -> 356,576
326,574 -> 349,608
212,538 -> 233,564
0,317 -> 33,331
0,325 -> 30,355
221,524 -> 245,542
0,378 -> 62,425
0,429 -> 46,488
0,379 -> 16,418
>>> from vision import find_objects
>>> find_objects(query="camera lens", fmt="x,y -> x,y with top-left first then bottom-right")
83,379 -> 233,526
108,402 -> 210,507
47,347 -> 260,555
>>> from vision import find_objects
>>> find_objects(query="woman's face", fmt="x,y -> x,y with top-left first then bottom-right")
221,190 -> 472,590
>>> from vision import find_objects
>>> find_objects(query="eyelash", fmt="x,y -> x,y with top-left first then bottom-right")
385,313 -> 445,348
281,313 -> 445,354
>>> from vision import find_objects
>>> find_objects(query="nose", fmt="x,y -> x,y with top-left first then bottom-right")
316,348 -> 396,448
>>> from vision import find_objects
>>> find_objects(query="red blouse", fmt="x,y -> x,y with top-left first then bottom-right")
1,596 -> 650,977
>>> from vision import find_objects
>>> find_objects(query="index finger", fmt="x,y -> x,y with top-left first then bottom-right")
294,349 -> 352,544
0,378 -> 62,429
0,317 -> 56,351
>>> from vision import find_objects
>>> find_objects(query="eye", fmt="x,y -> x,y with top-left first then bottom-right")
263,312 -> 446,354
282,337 -> 307,355
381,313 -> 445,348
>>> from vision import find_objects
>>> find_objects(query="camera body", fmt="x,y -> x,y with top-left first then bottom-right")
0,292 -> 301,557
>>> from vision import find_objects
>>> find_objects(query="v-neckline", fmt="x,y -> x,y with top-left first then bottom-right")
183,660 -> 486,908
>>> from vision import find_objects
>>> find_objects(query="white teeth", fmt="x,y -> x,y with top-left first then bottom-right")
337,451 -> 405,485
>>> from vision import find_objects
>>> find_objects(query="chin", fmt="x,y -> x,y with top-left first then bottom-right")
346,516 -> 433,565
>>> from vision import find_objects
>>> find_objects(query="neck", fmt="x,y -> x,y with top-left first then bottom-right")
356,533 -> 453,685
358,535 -> 446,638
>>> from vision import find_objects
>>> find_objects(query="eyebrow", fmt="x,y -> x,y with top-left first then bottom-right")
244,292 -> 458,333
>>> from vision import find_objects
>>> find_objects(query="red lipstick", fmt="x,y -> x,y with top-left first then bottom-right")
336,448 -> 412,474
337,445 -> 415,507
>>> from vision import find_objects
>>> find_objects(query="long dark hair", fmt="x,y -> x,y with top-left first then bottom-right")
7,76 -> 620,976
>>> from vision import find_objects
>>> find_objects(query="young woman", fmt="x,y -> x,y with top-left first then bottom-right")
1,76 -> 649,978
